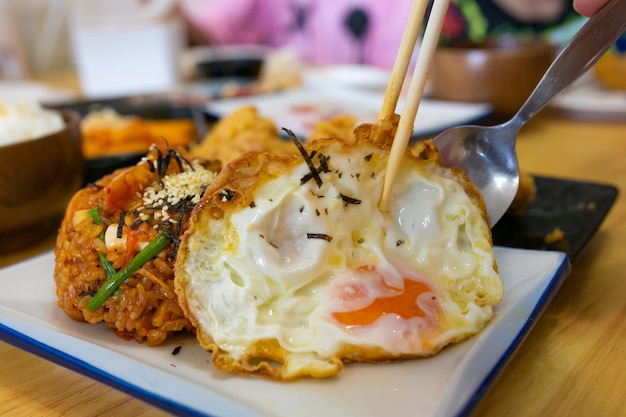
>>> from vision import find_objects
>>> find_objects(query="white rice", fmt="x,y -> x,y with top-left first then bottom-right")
0,102 -> 65,146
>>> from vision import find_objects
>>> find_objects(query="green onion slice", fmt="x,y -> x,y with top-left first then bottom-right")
87,207 -> 105,239
87,232 -> 171,311
87,207 -> 116,279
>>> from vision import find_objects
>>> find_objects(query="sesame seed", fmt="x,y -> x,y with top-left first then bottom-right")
140,158 -> 217,226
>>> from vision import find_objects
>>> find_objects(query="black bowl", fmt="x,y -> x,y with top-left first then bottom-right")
196,57 -> 264,79
45,94 -> 198,120
82,152 -> 145,185
189,45 -> 267,80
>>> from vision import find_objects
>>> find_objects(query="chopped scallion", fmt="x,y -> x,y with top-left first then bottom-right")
87,232 -> 171,311
87,207 -> 116,279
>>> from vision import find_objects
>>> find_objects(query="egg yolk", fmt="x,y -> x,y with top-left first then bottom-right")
332,265 -> 432,326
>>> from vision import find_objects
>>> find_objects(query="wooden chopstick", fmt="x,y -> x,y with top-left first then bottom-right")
378,0 -> 428,120
378,0 -> 451,211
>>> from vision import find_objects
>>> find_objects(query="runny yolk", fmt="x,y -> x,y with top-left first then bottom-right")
333,266 -> 432,326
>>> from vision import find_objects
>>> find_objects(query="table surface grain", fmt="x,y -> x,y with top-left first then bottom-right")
1,109 -> 625,417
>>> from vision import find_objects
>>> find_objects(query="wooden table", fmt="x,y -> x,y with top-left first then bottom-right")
1,110 -> 625,417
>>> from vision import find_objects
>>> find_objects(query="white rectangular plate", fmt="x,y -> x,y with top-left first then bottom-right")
205,88 -> 492,139
0,247 -> 569,417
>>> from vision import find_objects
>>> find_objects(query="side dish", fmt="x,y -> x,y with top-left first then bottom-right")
80,108 -> 197,158
191,106 -> 358,165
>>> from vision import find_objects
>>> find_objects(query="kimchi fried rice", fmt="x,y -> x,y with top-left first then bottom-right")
54,145 -> 220,345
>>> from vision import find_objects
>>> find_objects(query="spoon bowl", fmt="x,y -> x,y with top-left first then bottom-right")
432,0 -> 626,227
434,120 -> 521,226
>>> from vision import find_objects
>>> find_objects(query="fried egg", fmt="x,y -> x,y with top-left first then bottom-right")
175,119 -> 503,380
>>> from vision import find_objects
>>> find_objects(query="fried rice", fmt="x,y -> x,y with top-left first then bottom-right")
54,145 -> 220,345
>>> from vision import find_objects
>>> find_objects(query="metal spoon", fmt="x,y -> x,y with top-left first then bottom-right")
433,0 -> 626,227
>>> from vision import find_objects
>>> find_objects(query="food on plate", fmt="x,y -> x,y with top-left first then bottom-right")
191,106 -> 295,165
307,113 -> 358,141
54,144 -> 220,345
80,108 -> 197,158
175,115 -> 504,380
257,47 -> 304,92
0,101 -> 65,146
190,106 -> 358,165
544,227 -> 565,244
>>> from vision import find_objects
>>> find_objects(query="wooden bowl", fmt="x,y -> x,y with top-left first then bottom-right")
430,38 -> 556,119
0,110 -> 83,252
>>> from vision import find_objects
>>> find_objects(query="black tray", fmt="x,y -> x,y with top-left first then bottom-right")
45,94 -> 198,120
492,175 -> 618,261
45,96 -> 210,184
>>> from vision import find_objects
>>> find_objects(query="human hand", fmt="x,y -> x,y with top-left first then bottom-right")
574,0 -> 611,16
